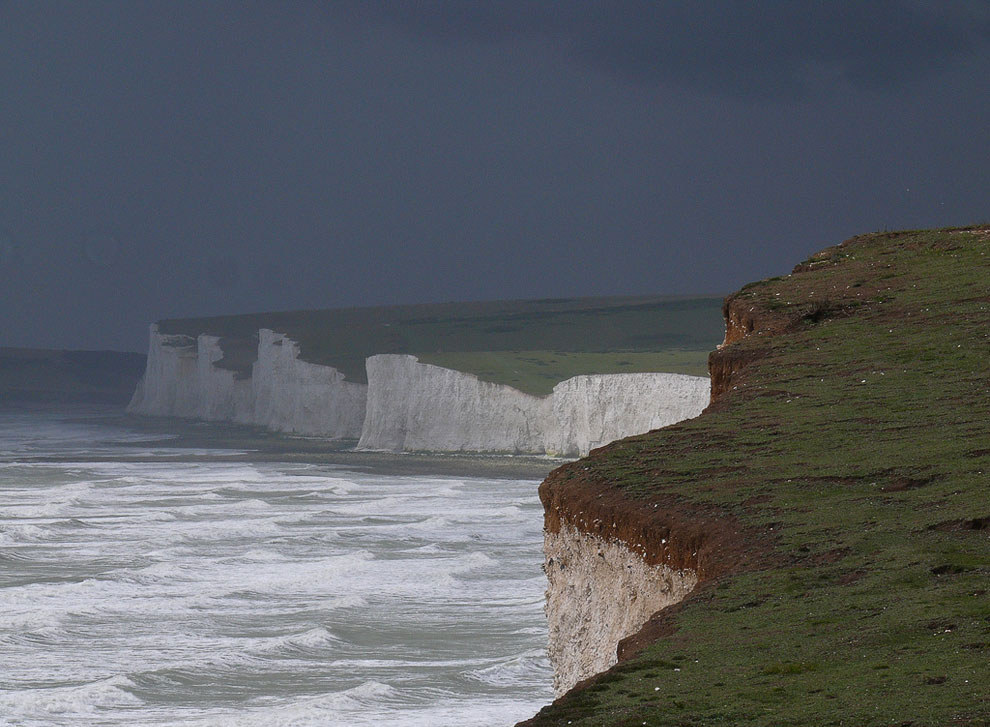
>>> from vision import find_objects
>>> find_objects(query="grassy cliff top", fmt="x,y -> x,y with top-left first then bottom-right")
523,226 -> 990,726
157,295 -> 723,396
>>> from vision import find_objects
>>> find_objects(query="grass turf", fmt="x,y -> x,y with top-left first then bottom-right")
522,226 -> 990,726
157,295 -> 723,396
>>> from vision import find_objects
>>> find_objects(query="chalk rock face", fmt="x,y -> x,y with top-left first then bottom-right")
130,326 -> 708,452
127,326 -> 198,417
358,354 -> 550,452
196,335 -> 254,423
251,329 -> 366,438
544,523 -> 697,696
127,326 -> 251,421
545,373 -> 711,457
358,355 -> 710,456
128,326 -> 365,439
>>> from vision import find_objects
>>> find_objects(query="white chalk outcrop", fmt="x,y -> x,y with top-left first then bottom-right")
357,354 -> 548,453
130,329 -> 709,453
357,355 -> 709,456
128,327 -> 253,423
546,373 -> 710,456
251,329 -> 366,438
544,523 -> 697,695
127,326 -> 366,439
127,327 -> 198,418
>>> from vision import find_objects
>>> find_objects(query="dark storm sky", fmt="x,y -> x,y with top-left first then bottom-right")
1,1 -> 988,352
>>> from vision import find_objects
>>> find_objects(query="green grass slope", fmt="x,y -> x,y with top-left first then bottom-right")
157,295 -> 723,396
522,226 -> 990,726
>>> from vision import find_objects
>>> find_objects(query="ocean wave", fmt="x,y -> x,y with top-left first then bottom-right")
168,681 -> 404,727
466,649 -> 552,688
449,551 -> 497,573
0,675 -> 142,718
245,626 -> 345,658
0,409 -> 551,726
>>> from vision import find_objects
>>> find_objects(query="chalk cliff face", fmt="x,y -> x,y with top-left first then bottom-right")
127,326 -> 198,417
357,354 -> 548,453
130,329 -> 709,453
197,335 -> 254,424
251,329 -> 366,438
356,355 -> 709,456
544,524 -> 697,695
546,373 -> 710,457
533,304 -> 765,702
127,326 -> 366,439
128,326 -> 251,422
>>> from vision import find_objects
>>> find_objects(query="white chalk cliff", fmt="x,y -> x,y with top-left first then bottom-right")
128,325 -> 366,438
129,326 -> 709,454
128,328 -> 254,423
544,524 -> 697,695
357,354 -> 547,453
358,355 -> 709,456
545,372 -> 710,457
251,329 -> 366,438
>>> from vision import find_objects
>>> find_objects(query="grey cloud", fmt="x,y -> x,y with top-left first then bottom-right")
0,1 -> 986,351
348,0 -> 990,97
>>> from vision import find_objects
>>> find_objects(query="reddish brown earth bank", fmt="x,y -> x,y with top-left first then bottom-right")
519,226 -> 990,726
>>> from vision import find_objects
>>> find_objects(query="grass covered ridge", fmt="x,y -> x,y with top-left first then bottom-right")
157,295 -> 722,396
522,226 -> 990,726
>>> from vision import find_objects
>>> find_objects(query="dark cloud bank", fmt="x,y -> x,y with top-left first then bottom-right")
0,1 -> 987,351
356,1 -> 990,95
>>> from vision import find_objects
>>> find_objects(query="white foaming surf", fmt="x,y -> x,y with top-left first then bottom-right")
0,406 -> 552,726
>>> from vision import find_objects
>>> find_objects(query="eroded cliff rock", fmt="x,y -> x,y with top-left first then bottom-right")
128,326 -> 252,422
546,373 -> 709,457
357,354 -> 546,452
357,355 -> 709,456
544,523 -> 697,695
251,329 -> 366,438
536,453 -> 752,698
130,329 -> 709,453
128,325 -> 365,438
535,294 -> 769,698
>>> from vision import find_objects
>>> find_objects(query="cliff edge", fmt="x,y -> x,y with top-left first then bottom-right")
523,226 -> 990,726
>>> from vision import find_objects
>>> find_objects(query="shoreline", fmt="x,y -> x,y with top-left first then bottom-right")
3,402 -> 562,479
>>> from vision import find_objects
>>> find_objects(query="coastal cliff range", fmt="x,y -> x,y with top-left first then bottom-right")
127,295 -> 722,456
523,226 -> 990,726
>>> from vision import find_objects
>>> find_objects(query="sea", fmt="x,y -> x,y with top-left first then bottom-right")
0,405 -> 553,726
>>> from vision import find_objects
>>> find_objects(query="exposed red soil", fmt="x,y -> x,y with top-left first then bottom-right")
531,279 -> 800,695
527,236 -> 893,709
517,227 -> 990,725
540,465 -> 769,580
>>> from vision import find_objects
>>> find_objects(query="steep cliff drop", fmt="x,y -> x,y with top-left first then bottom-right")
543,522 -> 697,695
251,329 -> 366,438
535,299 -> 761,697
127,325 -> 366,439
356,355 -> 710,456
129,327 -> 710,454
128,326 -> 252,422
545,373 -> 709,457
357,354 -> 547,453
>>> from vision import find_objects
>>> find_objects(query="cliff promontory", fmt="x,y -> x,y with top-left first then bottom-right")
524,226 -> 990,726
